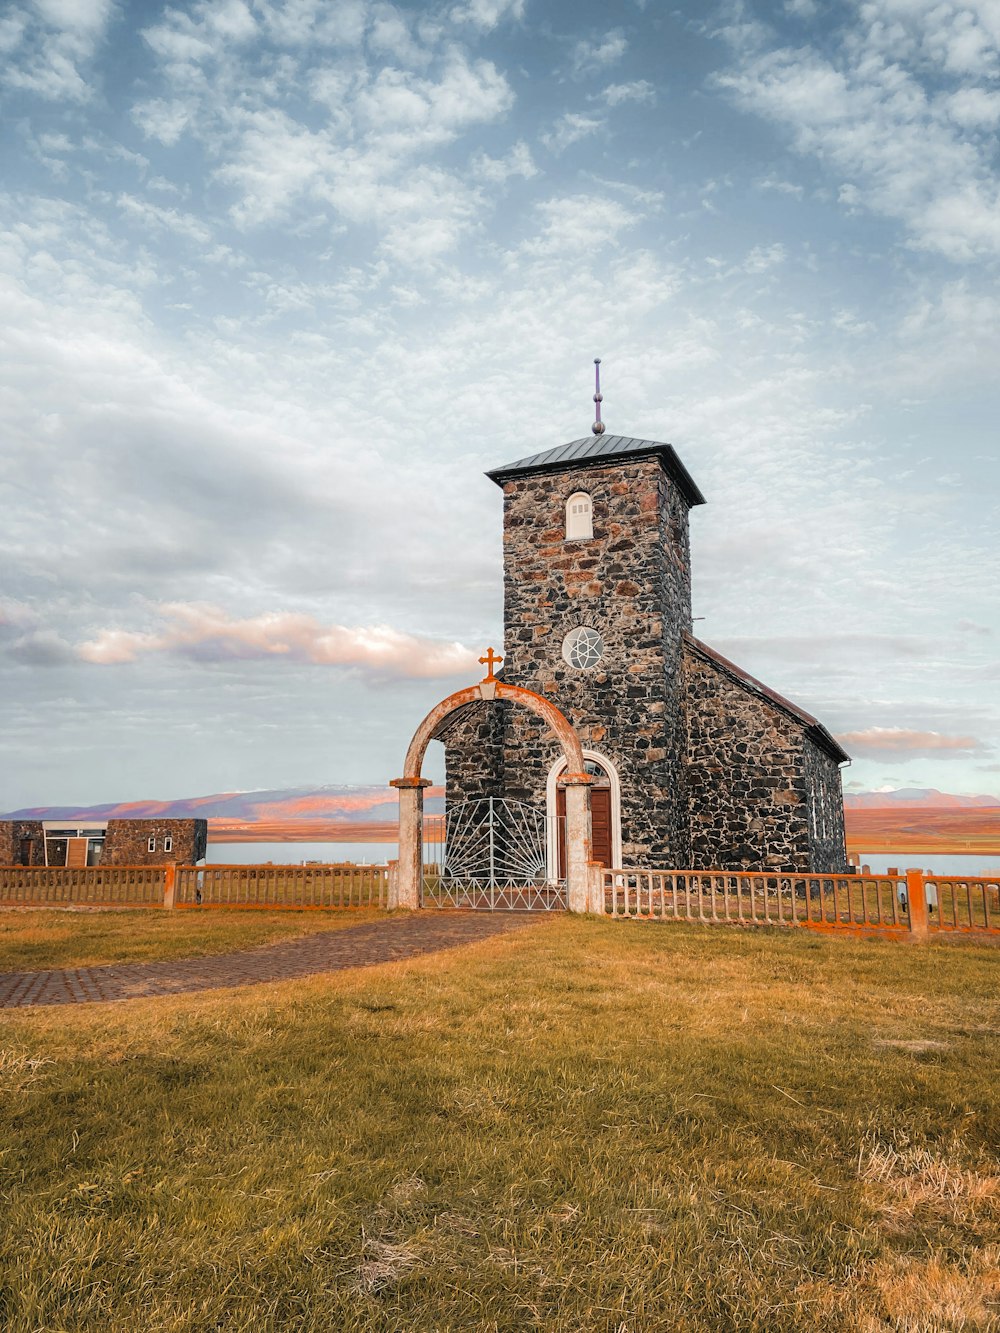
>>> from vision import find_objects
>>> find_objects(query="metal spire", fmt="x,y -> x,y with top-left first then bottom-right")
592,358 -> 605,435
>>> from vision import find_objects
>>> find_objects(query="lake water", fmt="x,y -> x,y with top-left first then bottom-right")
206,842 -> 1000,878
854,853 -> 1000,877
206,841 -> 395,865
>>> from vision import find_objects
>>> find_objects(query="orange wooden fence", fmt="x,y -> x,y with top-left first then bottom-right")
0,865 -> 166,907
0,863 -> 388,910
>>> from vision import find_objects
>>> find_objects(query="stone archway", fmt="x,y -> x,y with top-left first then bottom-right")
390,665 -> 594,912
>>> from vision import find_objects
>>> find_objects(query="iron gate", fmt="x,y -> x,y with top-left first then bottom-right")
422,797 -> 567,910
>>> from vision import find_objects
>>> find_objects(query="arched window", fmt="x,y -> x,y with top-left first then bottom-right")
565,491 -> 593,540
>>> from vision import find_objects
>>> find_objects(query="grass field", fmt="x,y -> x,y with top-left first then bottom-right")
1,916 -> 999,1331
0,908 -> 383,972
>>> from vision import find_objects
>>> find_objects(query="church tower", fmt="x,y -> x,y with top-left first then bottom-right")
484,432 -> 705,867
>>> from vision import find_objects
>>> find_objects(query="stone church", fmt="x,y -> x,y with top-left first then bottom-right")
436,420 -> 849,875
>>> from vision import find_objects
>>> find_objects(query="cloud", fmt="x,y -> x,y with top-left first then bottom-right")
715,4 -> 1000,260
136,33 -> 514,257
470,140 -> 537,182
448,0 -> 525,30
541,112 -> 604,154
7,630 -> 77,666
521,193 -> 639,255
836,727 -> 989,758
598,80 -> 656,107
76,603 -> 480,678
571,29 -> 627,76
1,0 -> 114,101
116,193 -> 213,244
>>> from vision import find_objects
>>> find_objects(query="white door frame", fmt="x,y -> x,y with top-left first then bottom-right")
546,748 -> 623,875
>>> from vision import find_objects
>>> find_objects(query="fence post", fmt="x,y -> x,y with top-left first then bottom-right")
906,868 -> 928,942
587,862 -> 606,914
386,860 -> 399,910
163,864 -> 176,910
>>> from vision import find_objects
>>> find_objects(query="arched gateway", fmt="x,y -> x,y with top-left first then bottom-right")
390,657 -> 596,912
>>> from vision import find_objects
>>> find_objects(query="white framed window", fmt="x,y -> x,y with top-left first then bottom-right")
163,836 -> 173,854
562,625 -> 605,669
565,491 -> 593,541
147,836 -> 156,853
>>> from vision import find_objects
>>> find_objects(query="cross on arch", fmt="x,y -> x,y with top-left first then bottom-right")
479,647 -> 503,681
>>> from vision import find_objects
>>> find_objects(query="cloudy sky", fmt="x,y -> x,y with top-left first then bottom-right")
1,0 -> 997,810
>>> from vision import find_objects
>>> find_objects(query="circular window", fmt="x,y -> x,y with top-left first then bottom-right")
562,626 -> 605,669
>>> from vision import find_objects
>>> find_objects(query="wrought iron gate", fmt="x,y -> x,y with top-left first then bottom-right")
422,797 -> 567,910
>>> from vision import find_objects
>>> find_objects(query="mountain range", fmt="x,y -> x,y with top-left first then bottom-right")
842,788 -> 1000,808
4,784 -> 998,823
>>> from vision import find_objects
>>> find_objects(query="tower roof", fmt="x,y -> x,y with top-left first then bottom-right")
486,434 -> 706,506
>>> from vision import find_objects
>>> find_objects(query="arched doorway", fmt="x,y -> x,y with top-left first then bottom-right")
547,751 -> 622,875
391,665 -> 595,913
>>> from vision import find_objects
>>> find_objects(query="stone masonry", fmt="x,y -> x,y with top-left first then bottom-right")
104,819 -> 208,865
438,432 -> 849,874
497,456 -> 693,865
0,818 -> 207,865
684,639 -> 847,871
0,821 -> 45,866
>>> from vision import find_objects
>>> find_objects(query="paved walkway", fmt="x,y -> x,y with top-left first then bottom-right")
0,913 -> 544,1009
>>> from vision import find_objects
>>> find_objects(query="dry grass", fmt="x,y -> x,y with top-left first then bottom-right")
1,917 -> 999,1330
0,907 -> 385,972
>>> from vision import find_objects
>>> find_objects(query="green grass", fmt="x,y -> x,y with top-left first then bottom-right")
0,908 -> 384,972
1,917 -> 999,1331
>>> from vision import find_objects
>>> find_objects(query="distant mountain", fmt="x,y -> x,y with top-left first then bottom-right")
4,783 -> 996,823
1,784 -> 442,824
844,788 -> 1000,809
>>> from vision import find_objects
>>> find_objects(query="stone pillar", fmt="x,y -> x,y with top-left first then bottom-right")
561,774 -> 593,914
390,778 -> 433,909
587,862 -> 606,915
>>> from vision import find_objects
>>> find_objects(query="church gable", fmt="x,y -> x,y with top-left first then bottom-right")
682,637 -> 847,871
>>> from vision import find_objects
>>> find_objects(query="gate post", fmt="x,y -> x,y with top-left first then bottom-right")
390,777 -> 433,909
588,862 -> 606,914
561,773 -> 593,913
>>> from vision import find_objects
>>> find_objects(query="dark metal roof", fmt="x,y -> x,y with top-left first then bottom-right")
685,635 -> 851,765
486,435 -> 706,507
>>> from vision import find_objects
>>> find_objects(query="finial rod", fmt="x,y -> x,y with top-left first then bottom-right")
592,357 -> 605,435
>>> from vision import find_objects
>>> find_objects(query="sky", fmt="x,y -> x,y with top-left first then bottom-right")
1,0 -> 998,810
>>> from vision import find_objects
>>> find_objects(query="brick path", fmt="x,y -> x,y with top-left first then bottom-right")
0,913 -> 545,1009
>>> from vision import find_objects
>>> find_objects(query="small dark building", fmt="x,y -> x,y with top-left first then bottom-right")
0,819 -> 207,867
437,431 -> 849,873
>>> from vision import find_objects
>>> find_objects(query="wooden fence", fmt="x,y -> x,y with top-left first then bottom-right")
0,863 -> 389,910
174,863 -> 387,910
599,867 -> 1000,940
0,866 -> 166,908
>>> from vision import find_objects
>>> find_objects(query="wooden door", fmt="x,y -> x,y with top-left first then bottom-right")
557,785 -> 612,875
66,838 -> 88,868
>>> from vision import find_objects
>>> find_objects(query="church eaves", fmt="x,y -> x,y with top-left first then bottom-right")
486,435 -> 706,508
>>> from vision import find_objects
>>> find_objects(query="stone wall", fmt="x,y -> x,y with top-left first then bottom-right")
682,641 -> 848,872
803,742 -> 849,873
491,456 -> 696,866
435,699 -> 506,804
104,819 -> 207,865
0,820 -> 45,865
